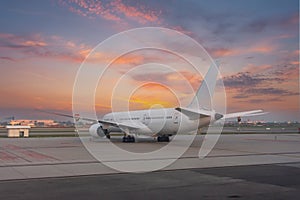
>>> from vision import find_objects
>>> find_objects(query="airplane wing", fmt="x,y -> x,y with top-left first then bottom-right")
35,109 -> 97,122
98,119 -> 147,130
223,110 -> 264,119
38,109 -> 147,131
175,107 -> 211,120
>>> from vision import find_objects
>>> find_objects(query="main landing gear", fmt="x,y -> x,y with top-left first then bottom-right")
104,129 -> 110,139
122,135 -> 135,143
157,135 -> 170,142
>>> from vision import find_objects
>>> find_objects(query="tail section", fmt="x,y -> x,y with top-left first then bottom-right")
187,61 -> 220,110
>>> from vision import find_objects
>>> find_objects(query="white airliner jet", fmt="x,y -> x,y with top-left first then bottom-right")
44,63 -> 264,142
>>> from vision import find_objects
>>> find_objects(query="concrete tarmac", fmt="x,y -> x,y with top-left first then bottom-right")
0,163 -> 300,200
0,133 -> 300,199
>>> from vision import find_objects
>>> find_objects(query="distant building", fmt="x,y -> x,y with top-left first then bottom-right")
9,119 -> 59,127
6,125 -> 31,137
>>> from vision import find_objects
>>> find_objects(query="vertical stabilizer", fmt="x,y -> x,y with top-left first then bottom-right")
187,61 -> 220,110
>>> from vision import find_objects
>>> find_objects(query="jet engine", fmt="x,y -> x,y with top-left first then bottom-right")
89,123 -> 106,138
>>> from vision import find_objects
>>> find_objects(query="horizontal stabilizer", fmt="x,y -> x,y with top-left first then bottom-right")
223,110 -> 264,119
175,107 -> 211,120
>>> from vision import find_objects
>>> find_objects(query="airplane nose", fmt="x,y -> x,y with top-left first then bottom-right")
215,113 -> 223,120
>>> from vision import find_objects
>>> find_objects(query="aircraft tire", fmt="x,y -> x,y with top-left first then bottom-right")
122,136 -> 135,143
157,136 -> 169,142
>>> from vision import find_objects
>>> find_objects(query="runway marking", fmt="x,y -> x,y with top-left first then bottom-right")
0,151 -> 18,161
246,138 -> 300,143
213,147 -> 300,160
1,145 -> 32,162
1,151 -> 300,168
1,162 -> 300,184
20,150 -> 59,161
2,145 -> 84,149
2,145 -> 59,162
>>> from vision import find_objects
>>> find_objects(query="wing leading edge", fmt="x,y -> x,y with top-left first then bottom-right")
98,119 -> 147,130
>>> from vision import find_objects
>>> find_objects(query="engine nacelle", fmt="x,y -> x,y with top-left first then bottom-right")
89,123 -> 106,138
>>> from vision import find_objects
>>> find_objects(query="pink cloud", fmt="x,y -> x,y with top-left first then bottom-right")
242,64 -> 272,74
110,0 -> 160,24
285,13 -> 299,26
0,33 -> 47,48
210,48 -> 237,57
293,50 -> 300,55
249,44 -> 274,54
58,0 -> 161,24
0,33 -> 92,63
171,26 -> 194,36
1,32 -> 173,65
209,42 -> 276,58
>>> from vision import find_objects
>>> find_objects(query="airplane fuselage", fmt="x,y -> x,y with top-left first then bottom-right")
102,108 -> 213,136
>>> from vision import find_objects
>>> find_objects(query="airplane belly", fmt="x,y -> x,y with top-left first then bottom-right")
157,120 -> 179,135
108,126 -> 122,132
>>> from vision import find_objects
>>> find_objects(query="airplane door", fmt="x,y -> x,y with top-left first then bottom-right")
142,113 -> 150,125
173,112 -> 179,124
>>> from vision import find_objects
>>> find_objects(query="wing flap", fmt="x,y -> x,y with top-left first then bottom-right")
175,107 -> 211,120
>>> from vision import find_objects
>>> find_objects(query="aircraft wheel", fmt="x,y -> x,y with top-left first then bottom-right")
131,136 -> 135,143
157,136 -> 169,142
104,129 -> 110,139
164,136 -> 170,142
122,136 -> 135,143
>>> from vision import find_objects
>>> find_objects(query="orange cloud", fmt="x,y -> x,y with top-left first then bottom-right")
290,61 -> 300,65
22,40 -> 47,47
113,54 -> 144,65
166,71 -> 203,90
129,83 -> 179,110
82,51 -> 145,66
78,48 -> 92,58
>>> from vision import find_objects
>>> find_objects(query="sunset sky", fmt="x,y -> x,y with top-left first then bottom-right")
0,0 -> 299,121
